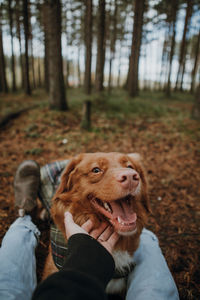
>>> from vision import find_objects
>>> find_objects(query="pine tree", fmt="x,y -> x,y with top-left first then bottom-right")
84,0 -> 93,94
95,0 -> 106,92
128,0 -> 145,97
0,4 -> 8,93
175,0 -> 193,91
23,0 -> 31,95
45,0 -> 68,110
8,0 -> 16,91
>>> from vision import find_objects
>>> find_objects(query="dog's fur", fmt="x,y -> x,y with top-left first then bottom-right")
43,152 -> 150,294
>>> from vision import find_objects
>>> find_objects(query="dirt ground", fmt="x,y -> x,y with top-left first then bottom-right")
0,91 -> 200,299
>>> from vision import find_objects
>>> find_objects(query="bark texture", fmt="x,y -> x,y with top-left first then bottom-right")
0,16 -> 8,93
95,0 -> 106,92
175,0 -> 193,90
84,0 -> 93,94
23,0 -> 31,95
8,0 -> 16,91
46,0 -> 68,110
128,0 -> 145,97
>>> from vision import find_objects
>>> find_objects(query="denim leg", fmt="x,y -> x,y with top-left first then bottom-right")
126,229 -> 179,300
0,216 -> 40,300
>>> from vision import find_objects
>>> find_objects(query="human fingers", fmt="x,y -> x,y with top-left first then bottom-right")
99,232 -> 119,254
64,211 -> 73,226
106,231 -> 119,248
97,225 -> 113,242
90,222 -> 108,239
64,212 -> 75,238
100,231 -> 119,254
64,212 -> 88,238
81,219 -> 93,233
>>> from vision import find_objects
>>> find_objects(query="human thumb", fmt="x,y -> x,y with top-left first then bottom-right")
64,211 -> 73,224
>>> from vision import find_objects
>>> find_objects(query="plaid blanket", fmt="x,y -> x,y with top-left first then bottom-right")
38,160 -> 69,269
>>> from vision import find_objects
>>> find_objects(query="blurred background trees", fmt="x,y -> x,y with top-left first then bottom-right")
0,0 -> 199,110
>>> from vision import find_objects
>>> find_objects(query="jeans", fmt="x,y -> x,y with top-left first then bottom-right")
0,216 -> 40,300
0,217 -> 179,300
127,229 -> 179,300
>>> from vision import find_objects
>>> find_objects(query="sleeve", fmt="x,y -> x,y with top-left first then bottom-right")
32,234 -> 115,300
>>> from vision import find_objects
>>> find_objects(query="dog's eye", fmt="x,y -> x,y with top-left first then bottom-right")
92,167 -> 101,173
127,165 -> 133,169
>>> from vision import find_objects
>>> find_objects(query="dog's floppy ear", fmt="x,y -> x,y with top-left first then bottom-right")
55,155 -> 83,196
51,155 -> 83,234
128,153 -> 152,214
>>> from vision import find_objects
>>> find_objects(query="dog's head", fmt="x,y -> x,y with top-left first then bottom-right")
52,152 -> 150,242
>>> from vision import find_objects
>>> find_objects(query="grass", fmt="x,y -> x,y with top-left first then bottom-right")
0,87 -> 194,118
1,88 -> 199,143
67,88 -> 193,121
24,148 -> 44,155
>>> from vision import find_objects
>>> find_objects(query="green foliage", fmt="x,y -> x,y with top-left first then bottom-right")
24,148 -> 43,155
58,88 -> 200,145
24,124 -> 41,138
67,88 -> 195,120
95,90 -> 176,118
24,124 -> 38,132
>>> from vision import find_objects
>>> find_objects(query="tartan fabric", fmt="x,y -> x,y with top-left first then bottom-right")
50,223 -> 69,269
38,160 -> 69,269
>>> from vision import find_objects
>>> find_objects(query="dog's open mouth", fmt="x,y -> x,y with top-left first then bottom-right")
91,195 -> 137,234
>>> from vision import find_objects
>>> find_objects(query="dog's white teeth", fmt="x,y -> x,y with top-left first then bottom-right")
117,216 -> 125,225
104,202 -> 112,213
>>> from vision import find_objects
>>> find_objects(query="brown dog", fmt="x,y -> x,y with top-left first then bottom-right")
43,152 -> 150,294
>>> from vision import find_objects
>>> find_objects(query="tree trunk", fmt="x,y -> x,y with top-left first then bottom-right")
16,0 -> 24,89
159,33 -> 168,91
128,0 -> 145,97
23,0 -> 31,95
95,0 -> 106,92
42,2 -> 49,93
0,16 -> 8,93
180,55 -> 186,91
77,46 -> 81,87
166,0 -> 179,97
108,51 -> 113,93
66,60 -> 70,88
191,85 -> 200,119
143,49 -> 148,90
190,30 -> 200,93
108,0 -> 118,93
175,0 -> 193,90
28,5 -> 36,89
84,0 -> 93,94
46,0 -> 68,110
124,55 -> 131,90
117,45 -> 122,88
30,35 -> 36,89
44,36 -> 49,92
81,100 -> 92,130
37,57 -> 42,87
8,0 -> 16,92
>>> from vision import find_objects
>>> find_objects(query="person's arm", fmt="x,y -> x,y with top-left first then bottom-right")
32,234 -> 114,300
32,213 -> 119,300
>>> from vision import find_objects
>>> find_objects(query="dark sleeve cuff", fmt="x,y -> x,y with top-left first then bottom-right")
62,233 -> 115,288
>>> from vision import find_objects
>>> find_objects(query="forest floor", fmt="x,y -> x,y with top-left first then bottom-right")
0,88 -> 200,299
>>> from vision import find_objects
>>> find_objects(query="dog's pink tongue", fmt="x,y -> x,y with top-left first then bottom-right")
109,200 -> 137,223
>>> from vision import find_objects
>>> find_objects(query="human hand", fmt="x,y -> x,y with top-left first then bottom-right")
64,212 -> 119,254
